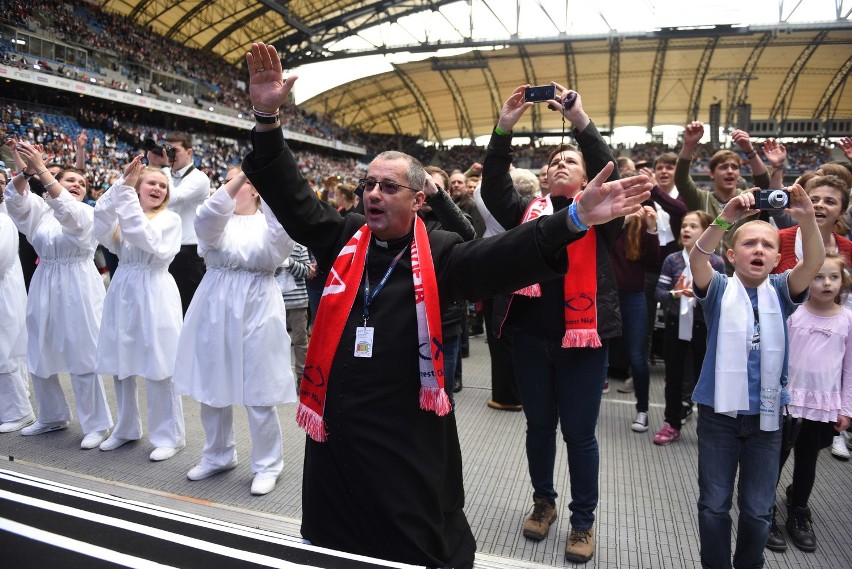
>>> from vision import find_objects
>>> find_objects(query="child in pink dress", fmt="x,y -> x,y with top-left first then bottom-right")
767,253 -> 852,553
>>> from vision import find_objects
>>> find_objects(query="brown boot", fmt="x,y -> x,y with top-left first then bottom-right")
565,526 -> 595,563
522,498 -> 557,540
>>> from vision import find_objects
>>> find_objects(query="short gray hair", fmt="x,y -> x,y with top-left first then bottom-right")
511,168 -> 541,198
373,151 -> 426,192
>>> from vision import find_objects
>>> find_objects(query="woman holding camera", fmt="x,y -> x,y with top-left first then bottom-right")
94,156 -> 185,461
3,140 -> 113,448
481,84 -> 647,562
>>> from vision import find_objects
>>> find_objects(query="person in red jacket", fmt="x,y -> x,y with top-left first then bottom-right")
773,175 -> 852,273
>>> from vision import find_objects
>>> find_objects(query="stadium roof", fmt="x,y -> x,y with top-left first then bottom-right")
102,1 -> 852,142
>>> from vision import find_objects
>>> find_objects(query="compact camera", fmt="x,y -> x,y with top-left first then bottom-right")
524,85 -> 556,103
753,189 -> 790,210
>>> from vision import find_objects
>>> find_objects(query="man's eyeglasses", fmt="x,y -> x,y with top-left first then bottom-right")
357,177 -> 418,195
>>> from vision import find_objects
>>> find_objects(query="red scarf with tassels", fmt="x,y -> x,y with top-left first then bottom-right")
514,194 -> 601,348
297,217 -> 449,442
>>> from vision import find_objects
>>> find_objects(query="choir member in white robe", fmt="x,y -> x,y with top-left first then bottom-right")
94,157 -> 185,461
174,167 -> 296,495
4,141 -> 112,449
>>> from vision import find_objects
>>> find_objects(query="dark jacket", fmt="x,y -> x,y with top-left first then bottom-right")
481,121 -> 624,340
243,126 -> 586,569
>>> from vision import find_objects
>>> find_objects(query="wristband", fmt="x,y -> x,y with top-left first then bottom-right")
22,171 -> 36,179
694,241 -> 714,255
670,290 -> 677,299
568,202 -> 589,232
42,180 -> 59,190
745,151 -> 756,159
36,169 -> 47,177
494,126 -> 510,136
713,216 -> 733,231
253,111 -> 280,124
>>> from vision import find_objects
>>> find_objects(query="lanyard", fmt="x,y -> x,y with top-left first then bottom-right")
362,244 -> 408,325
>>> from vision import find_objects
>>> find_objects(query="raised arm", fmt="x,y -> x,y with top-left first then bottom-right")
195,175 -> 244,252
676,121 -> 707,211
731,129 -> 769,188
690,192 -> 759,291
75,130 -> 87,172
761,138 -> 787,190
242,42 -> 348,266
785,183 -> 825,296
423,176 -> 476,241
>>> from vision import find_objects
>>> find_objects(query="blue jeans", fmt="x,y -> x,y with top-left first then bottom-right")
618,291 -> 650,412
513,329 -> 608,531
697,405 -> 782,569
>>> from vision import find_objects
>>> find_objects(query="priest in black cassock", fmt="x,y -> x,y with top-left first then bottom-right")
242,42 -> 652,569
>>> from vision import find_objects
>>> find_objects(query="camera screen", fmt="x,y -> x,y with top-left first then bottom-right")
524,85 -> 556,103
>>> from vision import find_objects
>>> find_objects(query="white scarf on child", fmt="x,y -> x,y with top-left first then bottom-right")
678,248 -> 695,341
715,274 -> 785,431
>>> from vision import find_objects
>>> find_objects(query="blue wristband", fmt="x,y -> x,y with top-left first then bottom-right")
568,202 -> 589,232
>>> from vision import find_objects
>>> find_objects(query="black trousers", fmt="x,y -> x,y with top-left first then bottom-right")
662,314 -> 707,429
778,418 -> 835,507
483,297 -> 520,405
168,245 -> 206,315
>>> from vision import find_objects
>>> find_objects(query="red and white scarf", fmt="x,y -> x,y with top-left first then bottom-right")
514,195 -> 601,349
297,217 -> 449,442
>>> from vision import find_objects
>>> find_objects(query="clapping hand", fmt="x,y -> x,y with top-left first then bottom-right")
122,155 -> 145,188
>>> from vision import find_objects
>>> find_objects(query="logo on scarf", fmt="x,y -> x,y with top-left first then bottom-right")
565,293 -> 594,311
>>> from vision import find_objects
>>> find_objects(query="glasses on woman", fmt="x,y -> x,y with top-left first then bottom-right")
357,177 -> 418,195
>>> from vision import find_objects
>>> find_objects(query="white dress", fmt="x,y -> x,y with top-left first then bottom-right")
0,203 -> 27,373
3,183 -> 104,377
93,181 -> 183,380
174,187 -> 296,407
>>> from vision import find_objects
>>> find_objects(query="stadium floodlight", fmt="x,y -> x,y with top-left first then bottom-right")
176,99 -> 182,104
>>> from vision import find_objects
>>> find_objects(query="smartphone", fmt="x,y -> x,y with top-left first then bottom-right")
524,85 -> 556,103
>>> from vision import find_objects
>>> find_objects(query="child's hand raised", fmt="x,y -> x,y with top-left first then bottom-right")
719,191 -> 759,225
784,183 -> 815,223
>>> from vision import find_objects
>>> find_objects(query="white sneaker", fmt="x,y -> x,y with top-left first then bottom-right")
250,474 -> 279,496
150,443 -> 185,462
0,412 -> 36,433
631,412 -> 649,432
81,429 -> 110,450
187,461 -> 238,481
831,435 -> 850,461
100,435 -> 133,451
21,420 -> 69,436
842,430 -> 852,451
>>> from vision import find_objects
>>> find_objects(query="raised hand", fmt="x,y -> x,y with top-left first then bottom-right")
246,42 -> 298,114
730,129 -> 755,154
761,138 -> 786,168
15,141 -> 46,172
76,129 -> 88,150
574,162 -> 651,227
682,122 -> 704,148
550,82 -> 587,130
121,155 -> 145,188
496,85 -> 533,133
784,183 -> 815,224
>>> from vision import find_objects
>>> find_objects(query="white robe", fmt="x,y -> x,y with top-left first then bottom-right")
0,204 -> 27,373
93,182 -> 183,380
174,187 -> 296,407
3,183 -> 104,377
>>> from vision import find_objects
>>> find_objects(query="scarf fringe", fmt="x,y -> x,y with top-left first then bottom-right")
297,403 -> 327,442
420,386 -> 451,416
562,329 -> 602,349
514,284 -> 542,297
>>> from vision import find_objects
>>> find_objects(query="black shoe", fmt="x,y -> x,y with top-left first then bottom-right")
681,403 -> 694,422
766,511 -> 787,552
461,348 -> 470,358
453,378 -> 463,393
786,505 -> 817,552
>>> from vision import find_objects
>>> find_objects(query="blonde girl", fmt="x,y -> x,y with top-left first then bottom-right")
94,156 -> 185,461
